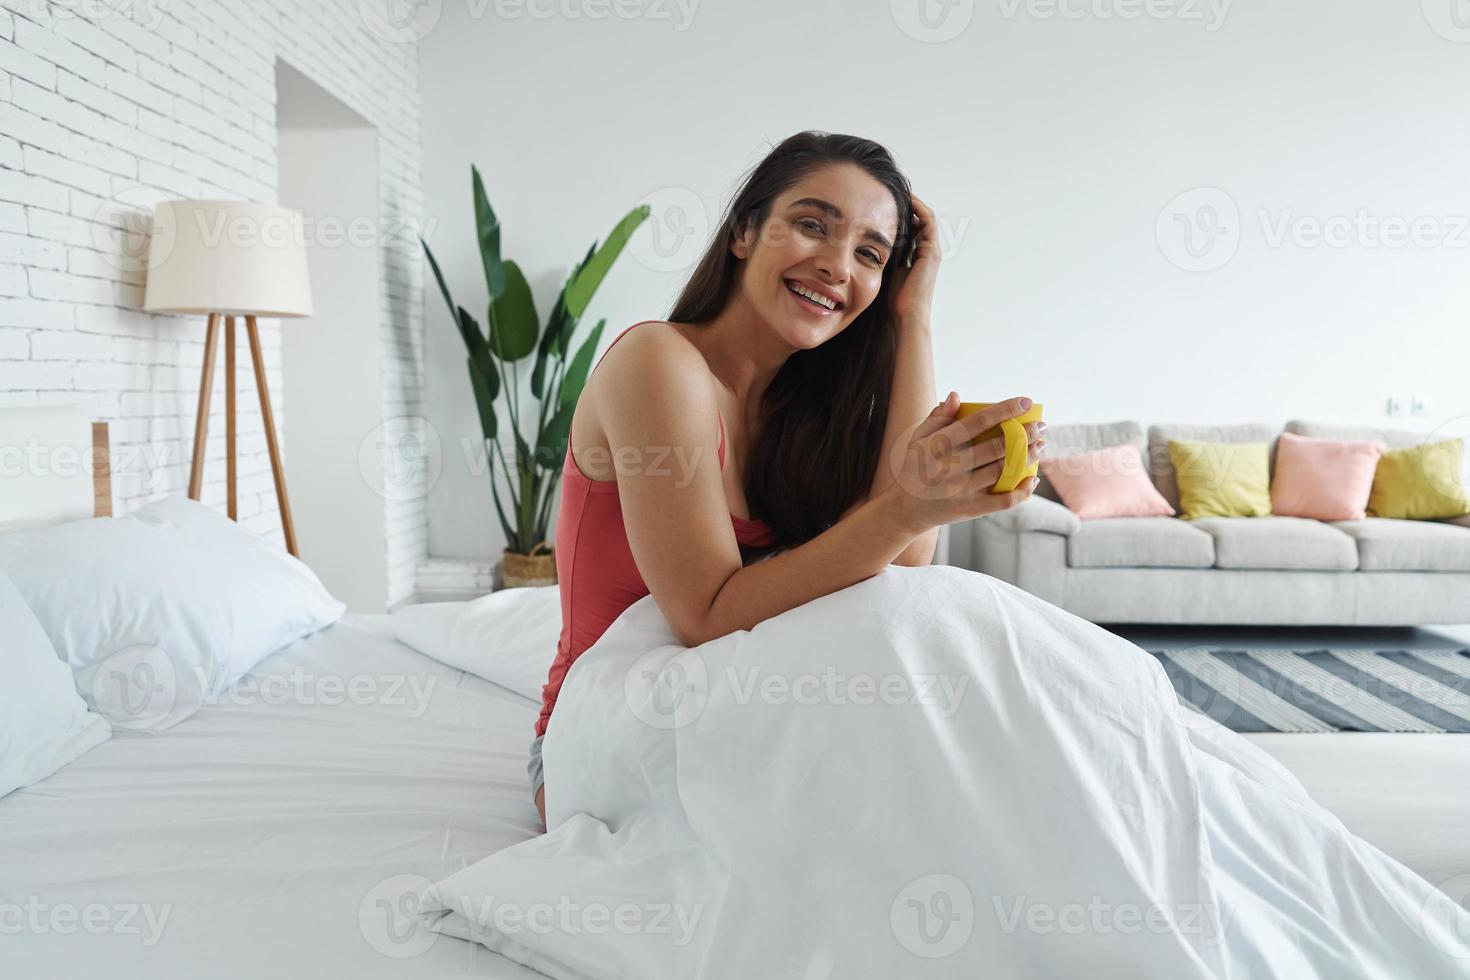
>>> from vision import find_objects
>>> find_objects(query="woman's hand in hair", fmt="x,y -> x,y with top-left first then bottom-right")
878,392 -> 1046,533
889,193 -> 941,325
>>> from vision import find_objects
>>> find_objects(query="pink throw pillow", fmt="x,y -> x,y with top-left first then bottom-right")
1270,431 -> 1382,521
1040,444 -> 1175,520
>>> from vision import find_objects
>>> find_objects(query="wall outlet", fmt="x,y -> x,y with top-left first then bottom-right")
1386,395 -> 1408,417
1411,396 -> 1429,417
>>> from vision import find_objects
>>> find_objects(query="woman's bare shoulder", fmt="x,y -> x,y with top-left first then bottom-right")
573,321 -> 718,466
591,320 -> 712,405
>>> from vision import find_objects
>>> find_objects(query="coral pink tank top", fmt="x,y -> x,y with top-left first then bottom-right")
535,321 -> 776,736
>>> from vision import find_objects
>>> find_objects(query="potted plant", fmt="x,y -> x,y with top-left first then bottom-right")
422,167 -> 649,588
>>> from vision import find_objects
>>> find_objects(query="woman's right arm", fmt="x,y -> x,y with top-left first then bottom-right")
592,325 -> 1040,648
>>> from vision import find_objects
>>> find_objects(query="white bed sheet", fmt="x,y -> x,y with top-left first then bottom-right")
0,615 -> 546,979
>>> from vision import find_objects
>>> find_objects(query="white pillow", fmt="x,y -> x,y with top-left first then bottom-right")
0,568 -> 111,797
391,585 -> 560,702
0,494 -> 345,733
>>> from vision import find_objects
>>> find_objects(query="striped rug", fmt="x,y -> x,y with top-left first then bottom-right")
1144,647 -> 1470,733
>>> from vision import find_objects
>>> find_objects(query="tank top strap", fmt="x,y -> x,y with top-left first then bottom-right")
592,319 -> 660,371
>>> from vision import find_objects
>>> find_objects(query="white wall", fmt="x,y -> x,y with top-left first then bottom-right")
418,0 -> 1470,560
0,0 -> 427,606
280,120 -> 386,612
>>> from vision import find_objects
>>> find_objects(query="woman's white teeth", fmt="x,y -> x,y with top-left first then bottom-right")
788,281 -> 836,310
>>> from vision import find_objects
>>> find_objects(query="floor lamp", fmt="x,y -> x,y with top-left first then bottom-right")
141,200 -> 314,556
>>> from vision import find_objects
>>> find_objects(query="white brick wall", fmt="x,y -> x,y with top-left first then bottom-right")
0,0 -> 427,608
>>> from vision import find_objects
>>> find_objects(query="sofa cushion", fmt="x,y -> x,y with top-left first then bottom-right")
1330,518 -> 1470,572
1066,517 -> 1214,569
1269,431 -> 1382,522
1367,439 -> 1470,521
1040,444 -> 1175,520
1191,516 -> 1358,571
1168,439 -> 1273,520
1034,421 -> 1145,503
1148,423 -> 1280,512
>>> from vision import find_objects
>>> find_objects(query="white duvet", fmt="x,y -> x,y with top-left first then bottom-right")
420,565 -> 1470,978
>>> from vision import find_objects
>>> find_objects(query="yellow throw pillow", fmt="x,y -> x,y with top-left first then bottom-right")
1366,439 -> 1470,520
1168,439 -> 1273,520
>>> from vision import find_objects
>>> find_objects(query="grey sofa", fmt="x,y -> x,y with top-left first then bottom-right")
953,420 -> 1470,626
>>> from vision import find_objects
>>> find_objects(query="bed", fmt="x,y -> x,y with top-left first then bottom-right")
0,407 -> 545,977
2,408 -> 1467,978
0,613 -> 547,978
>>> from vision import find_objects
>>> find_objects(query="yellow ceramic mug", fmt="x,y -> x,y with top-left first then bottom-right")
955,401 -> 1045,494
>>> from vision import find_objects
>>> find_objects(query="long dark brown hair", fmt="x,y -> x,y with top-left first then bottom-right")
668,131 -> 914,549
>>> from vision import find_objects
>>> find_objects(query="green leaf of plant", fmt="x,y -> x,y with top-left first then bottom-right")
456,305 -> 490,364
531,291 -> 567,399
532,238 -> 596,396
421,237 -> 457,324
484,451 -> 516,546
467,355 -> 498,441
555,241 -> 597,356
488,259 -> 538,361
564,205 -> 651,319
559,318 -> 605,410
472,165 -> 506,300
536,400 -> 577,470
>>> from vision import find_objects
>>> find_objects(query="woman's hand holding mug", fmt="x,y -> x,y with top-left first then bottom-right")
881,393 -> 1048,533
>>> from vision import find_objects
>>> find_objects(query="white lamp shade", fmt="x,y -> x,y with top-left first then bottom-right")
142,200 -> 314,317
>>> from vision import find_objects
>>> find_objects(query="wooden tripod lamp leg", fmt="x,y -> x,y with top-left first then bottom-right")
188,313 -> 220,501
245,316 -> 298,557
225,316 -> 237,521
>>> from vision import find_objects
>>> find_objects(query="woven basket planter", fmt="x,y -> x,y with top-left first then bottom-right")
501,542 -> 556,589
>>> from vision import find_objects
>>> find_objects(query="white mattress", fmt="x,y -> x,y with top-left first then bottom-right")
0,615 -> 545,979
4,616 -> 1466,978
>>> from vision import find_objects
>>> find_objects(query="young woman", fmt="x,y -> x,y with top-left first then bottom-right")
529,131 -> 1047,824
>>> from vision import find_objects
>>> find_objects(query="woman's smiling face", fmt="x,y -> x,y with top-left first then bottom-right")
730,163 -> 902,349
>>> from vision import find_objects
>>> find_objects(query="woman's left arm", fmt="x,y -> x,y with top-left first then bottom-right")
866,194 -> 944,567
